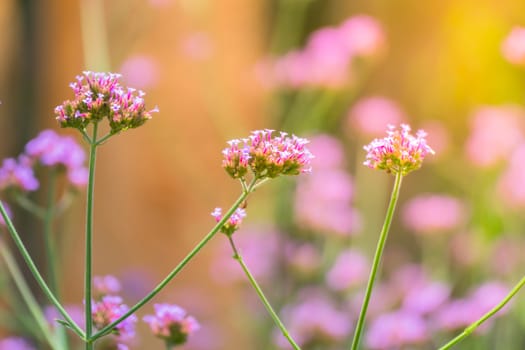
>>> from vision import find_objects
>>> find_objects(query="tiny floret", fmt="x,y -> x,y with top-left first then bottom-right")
221,129 -> 313,180
143,303 -> 200,347
211,207 -> 246,235
363,124 -> 434,175
55,71 -> 158,134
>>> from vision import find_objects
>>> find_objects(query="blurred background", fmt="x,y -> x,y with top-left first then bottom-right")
2,0 -> 525,349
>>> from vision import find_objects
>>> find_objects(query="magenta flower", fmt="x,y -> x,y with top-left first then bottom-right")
365,311 -> 429,349
91,296 -> 137,341
222,129 -> 313,180
0,337 -> 35,350
0,157 -> 39,192
54,71 -> 158,134
143,303 -> 200,347
502,26 -> 525,66
211,207 -> 246,235
93,275 -> 122,299
326,249 -> 369,291
402,194 -> 466,235
363,124 -> 434,175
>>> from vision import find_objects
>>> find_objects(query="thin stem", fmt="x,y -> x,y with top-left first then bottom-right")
44,169 -> 69,350
438,275 -> 525,350
350,172 -> 403,350
13,193 -> 45,219
90,182 -> 255,341
0,241 -> 61,349
0,200 -> 86,339
227,234 -> 301,350
85,123 -> 99,350
94,133 -> 113,146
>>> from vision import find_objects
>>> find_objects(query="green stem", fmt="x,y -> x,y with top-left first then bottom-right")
0,241 -> 61,349
438,276 -> 525,350
90,182 -> 255,342
227,234 -> 301,350
0,201 -> 86,339
14,193 -> 45,219
85,124 -> 99,350
350,172 -> 403,350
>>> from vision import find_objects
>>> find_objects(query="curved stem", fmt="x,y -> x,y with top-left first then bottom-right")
227,234 -> 301,350
90,182 -> 255,342
438,276 -> 525,350
350,172 -> 403,350
84,124 -> 99,350
0,201 -> 86,339
0,241 -> 61,349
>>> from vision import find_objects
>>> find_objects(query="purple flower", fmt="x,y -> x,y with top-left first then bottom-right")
0,337 -> 35,350
143,303 -> 200,347
92,296 -> 137,342
365,311 -> 429,349
363,124 -> 434,175
211,207 -> 247,235
45,304 -> 85,330
222,129 -> 313,180
347,96 -> 406,137
402,194 -> 466,235
0,157 -> 39,191
93,275 -> 122,299
326,249 -> 369,291
55,71 -> 158,134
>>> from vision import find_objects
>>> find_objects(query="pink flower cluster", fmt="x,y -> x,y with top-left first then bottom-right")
0,129 -> 88,192
221,129 -> 313,180
363,124 -> 434,175
347,96 -> 406,136
211,207 -> 246,236
0,337 -> 35,350
143,304 -> 200,347
91,275 -> 136,349
502,26 -> 525,66
262,15 -> 384,89
55,71 -> 158,134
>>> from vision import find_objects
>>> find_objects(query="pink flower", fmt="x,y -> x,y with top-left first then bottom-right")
347,96 -> 406,136
222,129 -> 313,180
402,281 -> 450,315
419,120 -> 450,158
502,26 -> 525,66
497,143 -> 525,208
465,106 -> 525,167
363,124 -> 434,175
365,311 -> 428,349
119,55 -> 159,89
402,194 -> 466,235
0,157 -> 39,191
93,275 -> 122,299
339,15 -> 386,58
55,71 -> 158,134
0,337 -> 35,350
326,249 -> 369,291
211,207 -> 247,235
307,134 -> 346,169
92,296 -> 137,341
143,304 -> 200,346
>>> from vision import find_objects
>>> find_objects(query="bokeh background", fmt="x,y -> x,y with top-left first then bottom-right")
2,0 -> 525,349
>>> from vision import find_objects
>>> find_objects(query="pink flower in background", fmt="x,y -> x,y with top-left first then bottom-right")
93,275 -> 122,299
181,33 -> 213,61
295,169 -> 361,236
502,26 -> 525,66
364,124 -> 434,175
92,296 -> 137,341
211,227 -> 280,284
0,157 -> 39,191
339,15 -> 386,57
45,304 -> 85,330
365,311 -> 428,349
287,243 -> 321,276
402,194 -> 466,234
402,281 -> 450,315
264,15 -> 384,89
119,55 -> 159,89
347,96 -> 406,136
0,337 -> 35,350
465,106 -> 524,167
307,134 -> 345,169
497,143 -> 525,208
326,249 -> 369,291
277,289 -> 352,347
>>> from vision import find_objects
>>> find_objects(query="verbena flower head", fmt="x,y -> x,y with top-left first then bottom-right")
143,303 -> 200,347
222,129 -> 313,180
211,207 -> 246,235
55,71 -> 158,134
0,157 -> 39,192
363,124 -> 434,175
92,296 -> 137,341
